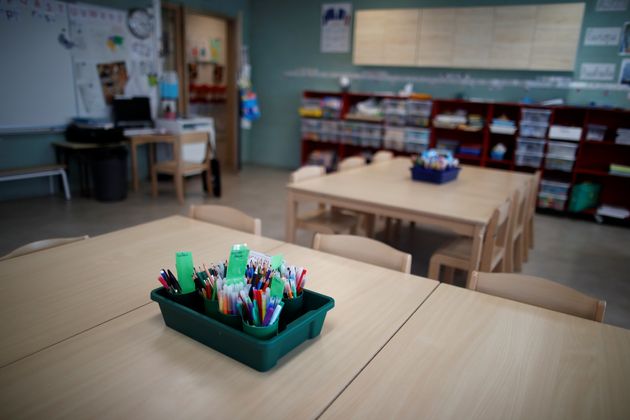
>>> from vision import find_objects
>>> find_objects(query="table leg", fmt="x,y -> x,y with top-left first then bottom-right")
285,191 -> 297,243
130,139 -> 139,192
466,224 -> 486,287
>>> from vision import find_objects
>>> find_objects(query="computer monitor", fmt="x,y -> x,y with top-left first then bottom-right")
112,97 -> 153,128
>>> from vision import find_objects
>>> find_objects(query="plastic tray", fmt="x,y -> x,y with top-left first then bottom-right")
545,156 -> 574,172
519,122 -> 547,138
151,287 -> 335,372
538,192 -> 567,211
411,166 -> 460,184
515,151 -> 543,168
546,141 -> 578,159
521,108 -> 551,124
540,179 -> 571,195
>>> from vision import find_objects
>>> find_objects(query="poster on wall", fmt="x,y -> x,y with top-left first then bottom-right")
320,3 -> 352,53
584,27 -> 621,46
620,22 -> 630,55
596,0 -> 628,11
580,63 -> 616,80
97,61 -> 128,104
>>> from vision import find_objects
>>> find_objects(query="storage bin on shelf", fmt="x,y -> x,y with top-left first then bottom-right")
544,155 -> 575,172
319,120 -> 339,143
515,151 -> 543,168
360,123 -> 383,148
519,122 -> 548,138
299,98 -> 323,118
546,141 -> 578,159
301,118 -> 321,141
548,125 -> 582,142
521,108 -> 551,124
568,182 -> 601,212
586,124 -> 606,142
404,128 -> 430,153
516,137 -> 546,154
384,127 -> 406,151
406,100 -> 432,116
540,179 -> 571,196
459,144 -> 482,156
436,139 -> 459,154
538,192 -> 567,211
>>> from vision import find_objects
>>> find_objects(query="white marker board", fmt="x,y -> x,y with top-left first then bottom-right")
0,0 -> 77,132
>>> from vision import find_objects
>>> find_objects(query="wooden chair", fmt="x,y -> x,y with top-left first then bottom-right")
151,132 -> 213,204
290,165 -> 359,236
338,155 -> 366,171
372,150 -> 394,163
189,205 -> 261,235
0,235 -> 89,261
525,171 -> 541,258
428,196 -> 513,285
469,271 -> 606,322
313,233 -> 412,274
507,180 -> 531,272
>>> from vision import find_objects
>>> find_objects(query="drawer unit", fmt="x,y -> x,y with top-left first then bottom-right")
516,137 -> 546,154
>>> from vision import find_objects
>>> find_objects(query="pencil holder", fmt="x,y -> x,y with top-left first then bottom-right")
169,290 -> 202,312
202,296 -> 242,329
242,319 -> 279,340
281,292 -> 304,325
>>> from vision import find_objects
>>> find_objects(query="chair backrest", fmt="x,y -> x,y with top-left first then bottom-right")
469,271 -> 606,322
527,171 -> 541,221
372,150 -> 394,163
290,165 -> 325,183
312,233 -> 412,274
479,196 -> 512,271
338,156 -> 366,172
0,235 -> 89,261
179,131 -> 212,164
512,180 -> 530,233
188,205 -> 261,236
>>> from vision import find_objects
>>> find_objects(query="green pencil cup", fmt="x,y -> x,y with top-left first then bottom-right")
205,301 -> 242,330
242,319 -> 279,340
281,292 -> 304,325
169,290 -> 202,312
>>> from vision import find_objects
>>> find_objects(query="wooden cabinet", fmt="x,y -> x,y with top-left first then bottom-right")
353,3 -> 585,71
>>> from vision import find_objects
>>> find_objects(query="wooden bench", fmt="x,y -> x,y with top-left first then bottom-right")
0,164 -> 71,200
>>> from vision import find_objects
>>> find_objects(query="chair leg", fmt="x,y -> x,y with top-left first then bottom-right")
428,257 -> 441,281
442,266 -> 455,284
528,219 -> 534,250
174,174 -> 184,204
151,169 -> 158,198
505,237 -> 514,273
365,214 -> 376,238
59,170 -> 71,200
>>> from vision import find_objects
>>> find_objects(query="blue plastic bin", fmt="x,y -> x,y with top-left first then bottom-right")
410,166 -> 460,184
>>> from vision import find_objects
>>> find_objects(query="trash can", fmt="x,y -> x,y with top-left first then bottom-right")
91,146 -> 128,202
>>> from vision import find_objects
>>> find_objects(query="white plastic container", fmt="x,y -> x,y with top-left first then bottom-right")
545,155 -> 575,172
516,137 -> 546,154
521,108 -> 551,124
515,151 -> 543,168
548,125 -> 582,141
519,122 -> 548,138
546,141 -> 578,159
540,179 -> 571,196
586,124 -> 606,142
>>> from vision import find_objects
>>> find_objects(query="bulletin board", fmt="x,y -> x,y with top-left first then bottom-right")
0,1 -> 158,133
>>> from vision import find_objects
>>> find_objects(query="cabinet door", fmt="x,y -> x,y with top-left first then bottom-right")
530,3 -> 585,71
416,8 -> 456,67
490,5 -> 537,69
452,7 -> 494,68
353,9 -> 419,66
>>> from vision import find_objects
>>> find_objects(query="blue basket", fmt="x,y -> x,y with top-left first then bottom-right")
410,166 -> 460,184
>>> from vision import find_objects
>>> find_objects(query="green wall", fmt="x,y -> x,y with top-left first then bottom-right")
248,0 -> 630,169
0,0 -> 250,201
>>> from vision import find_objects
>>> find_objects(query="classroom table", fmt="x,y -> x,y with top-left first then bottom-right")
286,158 -> 533,282
0,216 -> 282,367
0,240 -> 438,418
321,284 -> 630,419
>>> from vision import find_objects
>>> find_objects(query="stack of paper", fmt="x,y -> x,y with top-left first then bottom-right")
616,128 -> 630,145
596,205 -> 630,219
609,164 -> 630,177
490,117 -> 517,135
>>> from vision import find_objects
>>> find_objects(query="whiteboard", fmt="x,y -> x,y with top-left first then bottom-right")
0,0 -> 77,132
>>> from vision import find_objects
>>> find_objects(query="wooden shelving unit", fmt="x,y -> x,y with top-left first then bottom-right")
299,90 -> 630,223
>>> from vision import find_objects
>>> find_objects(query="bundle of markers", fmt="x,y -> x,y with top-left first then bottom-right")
278,265 -> 308,299
239,287 -> 284,327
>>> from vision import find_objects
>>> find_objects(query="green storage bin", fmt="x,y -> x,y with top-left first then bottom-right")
569,183 -> 601,213
150,287 -> 335,372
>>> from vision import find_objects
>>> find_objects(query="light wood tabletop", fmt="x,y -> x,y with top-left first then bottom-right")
321,284 -> 630,420
286,158 -> 533,282
0,242 -> 438,419
0,215 -> 282,367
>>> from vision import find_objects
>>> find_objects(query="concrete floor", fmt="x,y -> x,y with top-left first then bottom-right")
1,165 -> 629,329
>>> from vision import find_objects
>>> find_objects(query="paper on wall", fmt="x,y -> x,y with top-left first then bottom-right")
584,27 -> 621,46
320,3 -> 352,53
580,63 -> 616,81
596,0 -> 628,11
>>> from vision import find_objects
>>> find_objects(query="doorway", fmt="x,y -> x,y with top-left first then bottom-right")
160,4 -> 240,171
